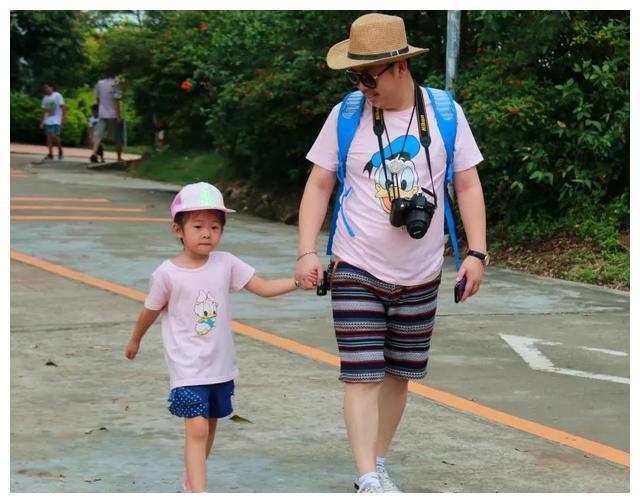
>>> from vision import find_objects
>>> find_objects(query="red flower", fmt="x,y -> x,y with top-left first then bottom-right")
199,23 -> 208,32
181,80 -> 192,90
476,47 -> 484,54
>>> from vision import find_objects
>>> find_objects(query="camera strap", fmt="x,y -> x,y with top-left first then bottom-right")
373,107 -> 399,201
372,82 -> 437,206
414,82 -> 437,205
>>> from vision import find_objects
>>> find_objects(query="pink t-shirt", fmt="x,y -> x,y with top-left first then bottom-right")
144,251 -> 255,390
307,88 -> 484,286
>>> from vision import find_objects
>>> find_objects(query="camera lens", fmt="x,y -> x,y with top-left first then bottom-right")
405,193 -> 434,239
406,210 -> 430,238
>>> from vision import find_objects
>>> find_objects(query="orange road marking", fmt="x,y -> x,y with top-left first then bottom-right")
9,249 -> 631,468
231,321 -> 341,367
11,250 -> 146,302
11,205 -> 145,213
11,215 -> 170,223
11,197 -> 111,203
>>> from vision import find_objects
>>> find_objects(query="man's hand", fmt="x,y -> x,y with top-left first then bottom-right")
455,256 -> 485,302
295,253 -> 324,290
125,340 -> 140,360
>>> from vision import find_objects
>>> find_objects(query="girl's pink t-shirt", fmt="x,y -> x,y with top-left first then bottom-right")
144,251 -> 255,390
307,88 -> 484,286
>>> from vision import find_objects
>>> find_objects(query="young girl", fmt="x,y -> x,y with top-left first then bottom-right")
125,182 -> 302,492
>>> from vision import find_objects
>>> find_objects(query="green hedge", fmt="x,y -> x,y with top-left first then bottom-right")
10,92 -> 42,144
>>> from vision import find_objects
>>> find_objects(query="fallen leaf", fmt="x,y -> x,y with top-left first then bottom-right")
84,426 -> 109,435
229,414 -> 253,424
16,469 -> 65,479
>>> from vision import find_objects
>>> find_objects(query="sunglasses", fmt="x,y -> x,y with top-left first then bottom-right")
345,62 -> 395,89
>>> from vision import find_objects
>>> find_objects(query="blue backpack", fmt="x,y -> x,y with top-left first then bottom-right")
326,86 -> 462,270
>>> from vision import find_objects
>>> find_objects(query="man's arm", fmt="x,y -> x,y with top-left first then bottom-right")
453,166 -> 487,301
296,165 -> 336,289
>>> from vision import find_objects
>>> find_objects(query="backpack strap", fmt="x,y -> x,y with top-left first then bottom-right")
424,87 -> 461,271
326,90 -> 365,256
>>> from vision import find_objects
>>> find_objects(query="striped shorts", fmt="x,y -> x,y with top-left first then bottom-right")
330,261 -> 441,383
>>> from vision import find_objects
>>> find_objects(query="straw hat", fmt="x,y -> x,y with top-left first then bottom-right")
326,13 -> 429,70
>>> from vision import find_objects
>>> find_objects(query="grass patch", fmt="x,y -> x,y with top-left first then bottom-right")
486,194 -> 629,290
128,148 -> 232,184
488,231 -> 629,290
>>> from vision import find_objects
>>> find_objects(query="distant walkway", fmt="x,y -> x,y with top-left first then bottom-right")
10,143 -> 142,162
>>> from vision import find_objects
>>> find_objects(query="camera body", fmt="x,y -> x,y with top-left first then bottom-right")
316,262 -> 335,296
316,268 -> 330,296
389,192 -> 435,239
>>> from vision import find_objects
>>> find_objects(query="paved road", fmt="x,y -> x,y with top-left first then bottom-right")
9,154 -> 630,492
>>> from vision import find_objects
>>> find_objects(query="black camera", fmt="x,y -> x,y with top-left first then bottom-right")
316,262 -> 335,296
389,191 -> 435,239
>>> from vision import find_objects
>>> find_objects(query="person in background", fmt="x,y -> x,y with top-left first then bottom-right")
87,104 -> 104,163
91,72 -> 123,163
39,83 -> 65,161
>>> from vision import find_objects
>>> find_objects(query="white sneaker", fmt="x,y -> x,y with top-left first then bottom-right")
355,479 -> 384,493
377,466 -> 401,492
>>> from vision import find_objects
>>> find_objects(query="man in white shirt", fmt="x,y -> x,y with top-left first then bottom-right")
39,83 -> 65,160
91,75 -> 123,163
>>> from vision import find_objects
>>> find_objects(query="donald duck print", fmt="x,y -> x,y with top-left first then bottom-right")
194,290 -> 218,336
363,135 -> 421,214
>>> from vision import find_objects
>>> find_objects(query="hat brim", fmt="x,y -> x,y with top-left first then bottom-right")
326,39 -> 430,70
171,205 -> 236,219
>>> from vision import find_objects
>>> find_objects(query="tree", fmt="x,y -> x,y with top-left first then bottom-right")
10,10 -> 89,94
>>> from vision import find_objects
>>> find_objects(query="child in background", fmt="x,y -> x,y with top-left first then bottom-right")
125,182 -> 302,492
87,104 -> 104,162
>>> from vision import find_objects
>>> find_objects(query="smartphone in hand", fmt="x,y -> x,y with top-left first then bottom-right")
454,276 -> 467,304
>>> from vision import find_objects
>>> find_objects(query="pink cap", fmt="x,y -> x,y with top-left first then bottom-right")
170,182 -> 235,219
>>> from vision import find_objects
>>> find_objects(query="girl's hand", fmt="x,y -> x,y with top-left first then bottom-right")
125,340 -> 140,360
305,269 -> 319,284
296,253 -> 323,290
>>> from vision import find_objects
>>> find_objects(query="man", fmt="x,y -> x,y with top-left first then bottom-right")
40,83 -> 65,160
295,13 -> 488,493
91,73 -> 123,163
